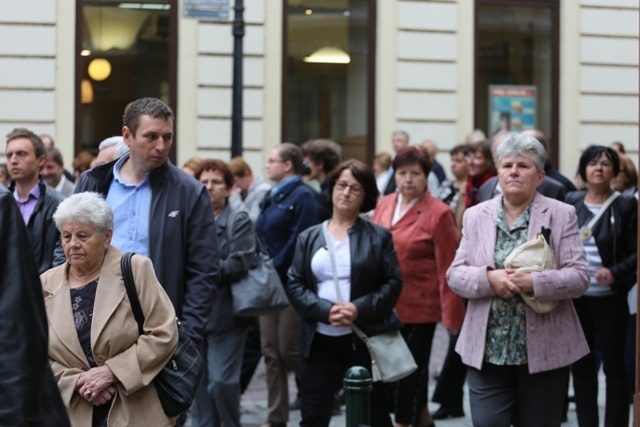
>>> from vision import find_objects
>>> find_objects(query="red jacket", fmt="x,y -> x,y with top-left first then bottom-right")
372,191 -> 465,328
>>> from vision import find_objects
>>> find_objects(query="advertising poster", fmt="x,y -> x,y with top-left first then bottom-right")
488,85 -> 536,136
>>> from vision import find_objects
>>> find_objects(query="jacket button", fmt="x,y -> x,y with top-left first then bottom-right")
95,355 -> 105,363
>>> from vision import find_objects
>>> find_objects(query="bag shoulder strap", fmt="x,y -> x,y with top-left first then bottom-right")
321,221 -> 368,341
585,191 -> 621,229
121,252 -> 145,335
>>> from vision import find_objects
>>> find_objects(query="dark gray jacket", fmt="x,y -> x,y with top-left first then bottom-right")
56,159 -> 219,344
9,179 -> 63,274
206,205 -> 256,332
287,218 -> 403,358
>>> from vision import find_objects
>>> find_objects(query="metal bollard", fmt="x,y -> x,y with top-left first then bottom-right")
343,366 -> 372,427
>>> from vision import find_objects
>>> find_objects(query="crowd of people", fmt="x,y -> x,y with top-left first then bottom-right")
0,96 -> 637,427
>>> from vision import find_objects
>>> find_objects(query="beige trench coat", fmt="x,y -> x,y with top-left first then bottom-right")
41,246 -> 179,426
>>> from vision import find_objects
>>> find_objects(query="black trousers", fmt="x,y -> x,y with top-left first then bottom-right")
431,333 -> 466,410
467,363 -> 569,427
299,332 -> 392,427
392,323 -> 436,425
572,294 -> 630,427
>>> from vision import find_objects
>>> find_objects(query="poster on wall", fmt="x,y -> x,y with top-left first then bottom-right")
488,85 -> 537,136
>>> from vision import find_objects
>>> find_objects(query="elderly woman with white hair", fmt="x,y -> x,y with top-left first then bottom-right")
41,192 -> 178,427
446,133 -> 590,427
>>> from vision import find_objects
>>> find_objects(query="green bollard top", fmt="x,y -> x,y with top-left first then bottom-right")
343,366 -> 373,391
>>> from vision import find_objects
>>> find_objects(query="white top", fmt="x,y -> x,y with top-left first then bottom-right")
311,233 -> 352,336
583,202 -> 613,297
392,193 -> 418,226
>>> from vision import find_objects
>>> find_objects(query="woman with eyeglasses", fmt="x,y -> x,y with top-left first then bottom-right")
255,143 -> 320,427
371,147 -> 464,427
286,160 -> 403,427
566,146 -> 637,427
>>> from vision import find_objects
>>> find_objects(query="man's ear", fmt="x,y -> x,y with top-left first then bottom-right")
122,127 -> 132,146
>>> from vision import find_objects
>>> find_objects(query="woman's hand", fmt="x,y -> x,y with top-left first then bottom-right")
594,268 -> 614,286
487,269 -> 521,299
506,269 -> 534,294
77,365 -> 117,403
329,302 -> 358,327
90,385 -> 117,406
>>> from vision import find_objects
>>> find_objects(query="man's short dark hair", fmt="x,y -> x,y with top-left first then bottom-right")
450,144 -> 469,157
45,148 -> 64,166
301,139 -> 343,174
6,128 -> 45,159
122,97 -> 174,137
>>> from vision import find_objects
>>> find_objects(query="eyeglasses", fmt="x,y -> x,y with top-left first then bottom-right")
267,159 -> 285,164
334,180 -> 364,195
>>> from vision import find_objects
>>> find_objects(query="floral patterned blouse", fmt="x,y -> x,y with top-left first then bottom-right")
483,202 -> 532,366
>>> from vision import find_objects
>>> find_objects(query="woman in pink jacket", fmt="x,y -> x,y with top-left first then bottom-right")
446,133 -> 589,427
372,146 -> 464,427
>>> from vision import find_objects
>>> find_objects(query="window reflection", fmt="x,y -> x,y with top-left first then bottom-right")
285,0 -> 371,161
475,4 -> 554,140
79,0 -> 171,151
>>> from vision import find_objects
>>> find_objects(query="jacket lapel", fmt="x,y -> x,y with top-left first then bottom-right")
478,199 -> 499,265
527,194 -> 551,242
44,265 -> 90,368
90,247 -> 127,348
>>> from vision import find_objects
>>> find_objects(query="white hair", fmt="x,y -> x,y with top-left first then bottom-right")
53,192 -> 114,233
98,136 -> 124,151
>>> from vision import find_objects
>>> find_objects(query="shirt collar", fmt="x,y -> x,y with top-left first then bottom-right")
14,181 -> 41,203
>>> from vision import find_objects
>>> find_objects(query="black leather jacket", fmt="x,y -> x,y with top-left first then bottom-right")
0,187 -> 69,426
287,218 -> 403,358
55,158 -> 219,344
565,190 -> 637,294
9,179 -> 63,274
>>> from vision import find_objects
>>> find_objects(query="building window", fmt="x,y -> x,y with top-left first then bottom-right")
283,0 -> 375,162
76,0 -> 177,157
475,0 -> 559,161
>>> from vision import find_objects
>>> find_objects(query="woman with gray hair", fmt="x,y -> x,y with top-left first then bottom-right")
446,133 -> 590,426
41,192 -> 179,426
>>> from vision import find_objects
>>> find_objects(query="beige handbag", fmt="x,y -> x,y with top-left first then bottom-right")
504,232 -> 557,314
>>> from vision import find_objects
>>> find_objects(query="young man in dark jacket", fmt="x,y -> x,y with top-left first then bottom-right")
6,128 -> 63,274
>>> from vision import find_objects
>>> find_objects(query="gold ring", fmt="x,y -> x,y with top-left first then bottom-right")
85,391 -> 92,397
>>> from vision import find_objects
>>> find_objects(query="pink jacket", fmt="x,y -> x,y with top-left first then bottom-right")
372,191 -> 465,328
446,194 -> 590,373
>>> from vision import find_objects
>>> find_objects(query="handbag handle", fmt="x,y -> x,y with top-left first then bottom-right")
121,252 -> 145,336
321,221 -> 368,342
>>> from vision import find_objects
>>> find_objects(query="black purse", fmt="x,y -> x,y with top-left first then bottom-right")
121,252 -> 203,417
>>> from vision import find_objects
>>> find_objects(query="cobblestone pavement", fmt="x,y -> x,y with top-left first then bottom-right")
186,324 -> 624,426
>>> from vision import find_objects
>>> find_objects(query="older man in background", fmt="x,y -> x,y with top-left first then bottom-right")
41,148 -> 75,197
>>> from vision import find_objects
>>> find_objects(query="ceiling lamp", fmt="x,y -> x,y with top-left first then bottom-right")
303,47 -> 350,64
88,58 -> 112,81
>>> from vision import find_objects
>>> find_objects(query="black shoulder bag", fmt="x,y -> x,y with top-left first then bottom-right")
121,252 -> 203,417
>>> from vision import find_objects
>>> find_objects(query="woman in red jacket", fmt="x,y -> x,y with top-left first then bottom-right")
372,146 -> 465,427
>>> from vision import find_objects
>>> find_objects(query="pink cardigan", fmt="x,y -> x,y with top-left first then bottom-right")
372,191 -> 465,328
446,194 -> 590,373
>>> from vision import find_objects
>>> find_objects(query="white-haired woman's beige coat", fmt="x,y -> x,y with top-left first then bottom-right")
41,247 -> 178,426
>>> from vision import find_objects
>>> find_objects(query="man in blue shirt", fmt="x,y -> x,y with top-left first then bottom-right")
65,98 -> 219,345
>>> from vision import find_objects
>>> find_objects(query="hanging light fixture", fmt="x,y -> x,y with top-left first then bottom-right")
303,47 -> 350,64
88,58 -> 112,81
